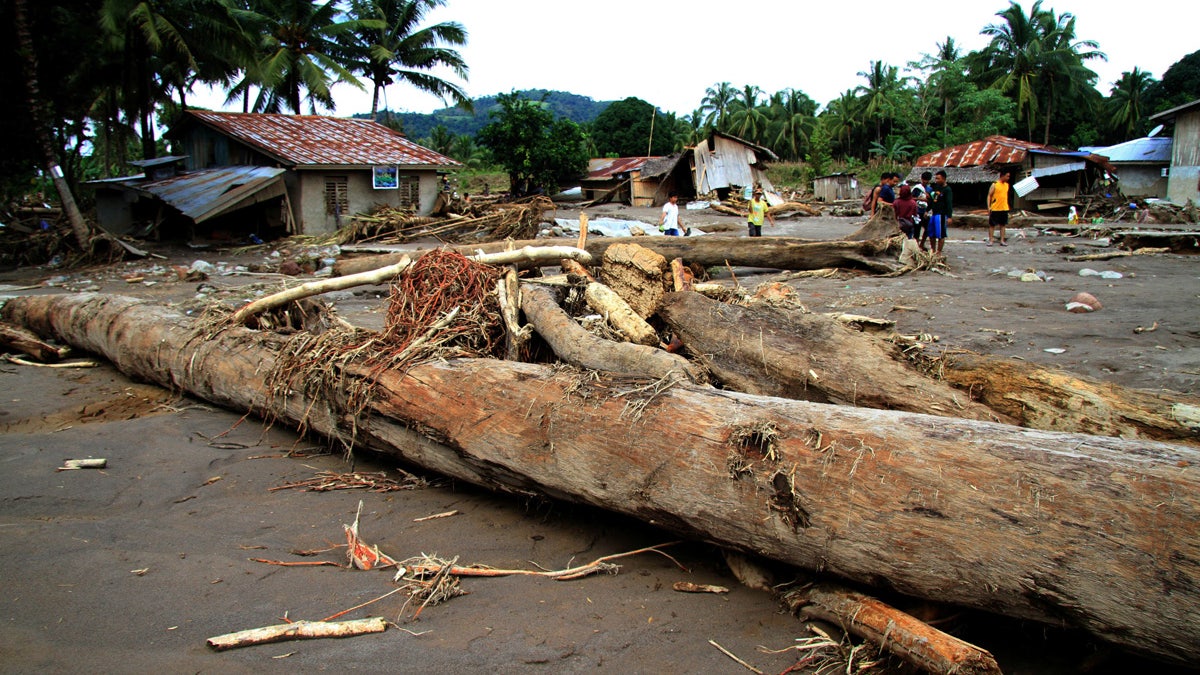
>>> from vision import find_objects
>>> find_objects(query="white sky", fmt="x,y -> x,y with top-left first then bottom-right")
189,0 -> 1196,118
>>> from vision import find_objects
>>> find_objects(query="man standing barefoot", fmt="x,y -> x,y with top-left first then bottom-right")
987,170 -> 1012,246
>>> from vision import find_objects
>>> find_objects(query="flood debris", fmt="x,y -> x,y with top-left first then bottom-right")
5,229 -> 1200,666
206,616 -> 388,651
56,458 -> 107,471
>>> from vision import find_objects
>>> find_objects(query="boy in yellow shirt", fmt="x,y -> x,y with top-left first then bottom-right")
747,188 -> 774,237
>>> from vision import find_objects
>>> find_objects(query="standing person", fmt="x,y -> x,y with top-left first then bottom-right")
893,184 -> 918,238
746,188 -> 774,237
872,172 -> 896,215
659,193 -> 682,236
912,171 -> 932,250
927,170 -> 953,256
863,175 -> 883,213
987,170 -> 1012,246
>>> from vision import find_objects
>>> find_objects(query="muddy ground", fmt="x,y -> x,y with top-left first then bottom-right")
1,204 -> 1197,674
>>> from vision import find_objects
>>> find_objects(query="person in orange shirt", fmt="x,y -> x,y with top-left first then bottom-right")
987,170 -> 1012,246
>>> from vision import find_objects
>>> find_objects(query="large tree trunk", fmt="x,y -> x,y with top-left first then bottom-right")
13,0 -> 91,250
657,292 -> 1004,423
334,236 -> 900,277
4,293 -> 1200,666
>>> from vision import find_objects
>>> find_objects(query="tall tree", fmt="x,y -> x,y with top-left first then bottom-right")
244,0 -> 367,114
855,60 -> 903,144
1035,8 -> 1104,145
699,81 -> 736,131
344,0 -> 469,119
590,97 -> 673,157
1106,67 -> 1156,140
13,0 -> 92,248
766,88 -> 816,161
477,92 -> 587,195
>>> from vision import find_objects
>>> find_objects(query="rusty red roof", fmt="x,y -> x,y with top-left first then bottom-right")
585,157 -> 661,180
915,135 -> 1048,167
185,111 -> 459,168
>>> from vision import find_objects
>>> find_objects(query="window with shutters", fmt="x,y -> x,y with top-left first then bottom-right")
324,176 -> 349,216
397,176 -> 419,209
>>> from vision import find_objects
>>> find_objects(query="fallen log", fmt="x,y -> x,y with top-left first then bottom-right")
1112,230 -> 1200,254
0,320 -> 70,362
5,293 -> 1200,665
941,353 -> 1200,443
1065,247 -> 1169,262
657,292 -> 1004,423
334,236 -> 899,277
520,284 -> 700,382
784,584 -> 1002,675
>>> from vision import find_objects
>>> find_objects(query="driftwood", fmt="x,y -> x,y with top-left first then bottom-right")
942,353 -> 1200,443
657,292 -> 1004,423
228,247 -> 592,326
206,617 -> 388,651
0,321 -> 70,362
784,584 -> 1002,675
1065,247 -> 1169,262
5,293 -> 1200,665
843,202 -> 904,242
334,236 -> 900,277
583,282 -> 659,346
520,284 -> 700,382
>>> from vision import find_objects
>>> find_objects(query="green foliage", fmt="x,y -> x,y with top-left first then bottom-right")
590,97 -> 675,157
1147,50 -> 1200,113
476,92 -> 588,195
367,89 -> 611,141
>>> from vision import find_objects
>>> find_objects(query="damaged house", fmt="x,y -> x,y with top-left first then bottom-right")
90,112 -> 458,238
906,135 -> 1114,210
636,131 -> 778,206
579,156 -> 662,206
1149,98 -> 1200,206
1080,136 -> 1172,198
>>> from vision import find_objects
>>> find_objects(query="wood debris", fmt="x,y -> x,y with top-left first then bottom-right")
269,470 -> 428,493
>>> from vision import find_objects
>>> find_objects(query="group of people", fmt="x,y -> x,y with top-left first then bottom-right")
659,168 -> 1013,253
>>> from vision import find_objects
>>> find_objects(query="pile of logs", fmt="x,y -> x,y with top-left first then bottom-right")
4,233 -> 1199,668
337,196 -> 555,245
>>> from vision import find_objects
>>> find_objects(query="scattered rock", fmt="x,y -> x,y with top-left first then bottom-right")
1066,292 -> 1102,313
278,261 -> 303,276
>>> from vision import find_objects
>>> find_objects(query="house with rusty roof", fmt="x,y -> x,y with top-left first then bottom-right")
91,112 -> 459,239
171,111 -> 457,236
906,135 -> 1114,210
579,156 -> 662,206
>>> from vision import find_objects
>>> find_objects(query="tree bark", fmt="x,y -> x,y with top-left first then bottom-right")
942,353 -> 1200,443
520,284 -> 700,382
5,293 -> 1200,666
334,236 -> 900,277
784,584 -> 1002,675
13,0 -> 91,250
0,321 -> 70,362
657,292 -> 1005,423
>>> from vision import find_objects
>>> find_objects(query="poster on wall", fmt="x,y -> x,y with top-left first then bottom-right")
373,165 -> 399,189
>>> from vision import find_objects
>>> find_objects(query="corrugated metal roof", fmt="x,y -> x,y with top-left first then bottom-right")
586,156 -> 661,180
1079,137 -> 1172,163
915,135 -> 1044,167
186,111 -> 460,168
95,166 -> 287,223
1031,161 -> 1087,178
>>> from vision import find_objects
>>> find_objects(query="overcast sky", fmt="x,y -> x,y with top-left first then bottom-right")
190,0 -> 1195,118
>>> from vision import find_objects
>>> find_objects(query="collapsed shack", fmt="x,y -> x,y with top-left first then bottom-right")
5,238 -> 1200,667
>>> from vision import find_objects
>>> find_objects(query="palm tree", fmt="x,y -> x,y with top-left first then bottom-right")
100,0 -> 204,158
345,0 -> 469,120
1106,68 -> 1156,139
1036,9 -> 1104,145
856,61 -> 902,144
245,0 -> 368,114
14,0 -> 91,248
727,86 -> 767,143
767,89 -> 816,161
699,81 -> 736,131
977,1 -> 1048,139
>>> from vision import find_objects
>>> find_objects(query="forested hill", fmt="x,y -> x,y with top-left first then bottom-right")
354,89 -> 612,138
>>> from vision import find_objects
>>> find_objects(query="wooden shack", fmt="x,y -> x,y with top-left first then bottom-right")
1149,98 -> 1200,206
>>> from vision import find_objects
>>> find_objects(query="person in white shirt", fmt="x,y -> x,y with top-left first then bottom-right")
659,193 -> 682,236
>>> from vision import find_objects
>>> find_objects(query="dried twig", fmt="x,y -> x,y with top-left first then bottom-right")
206,617 -> 387,651
709,639 -> 763,674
